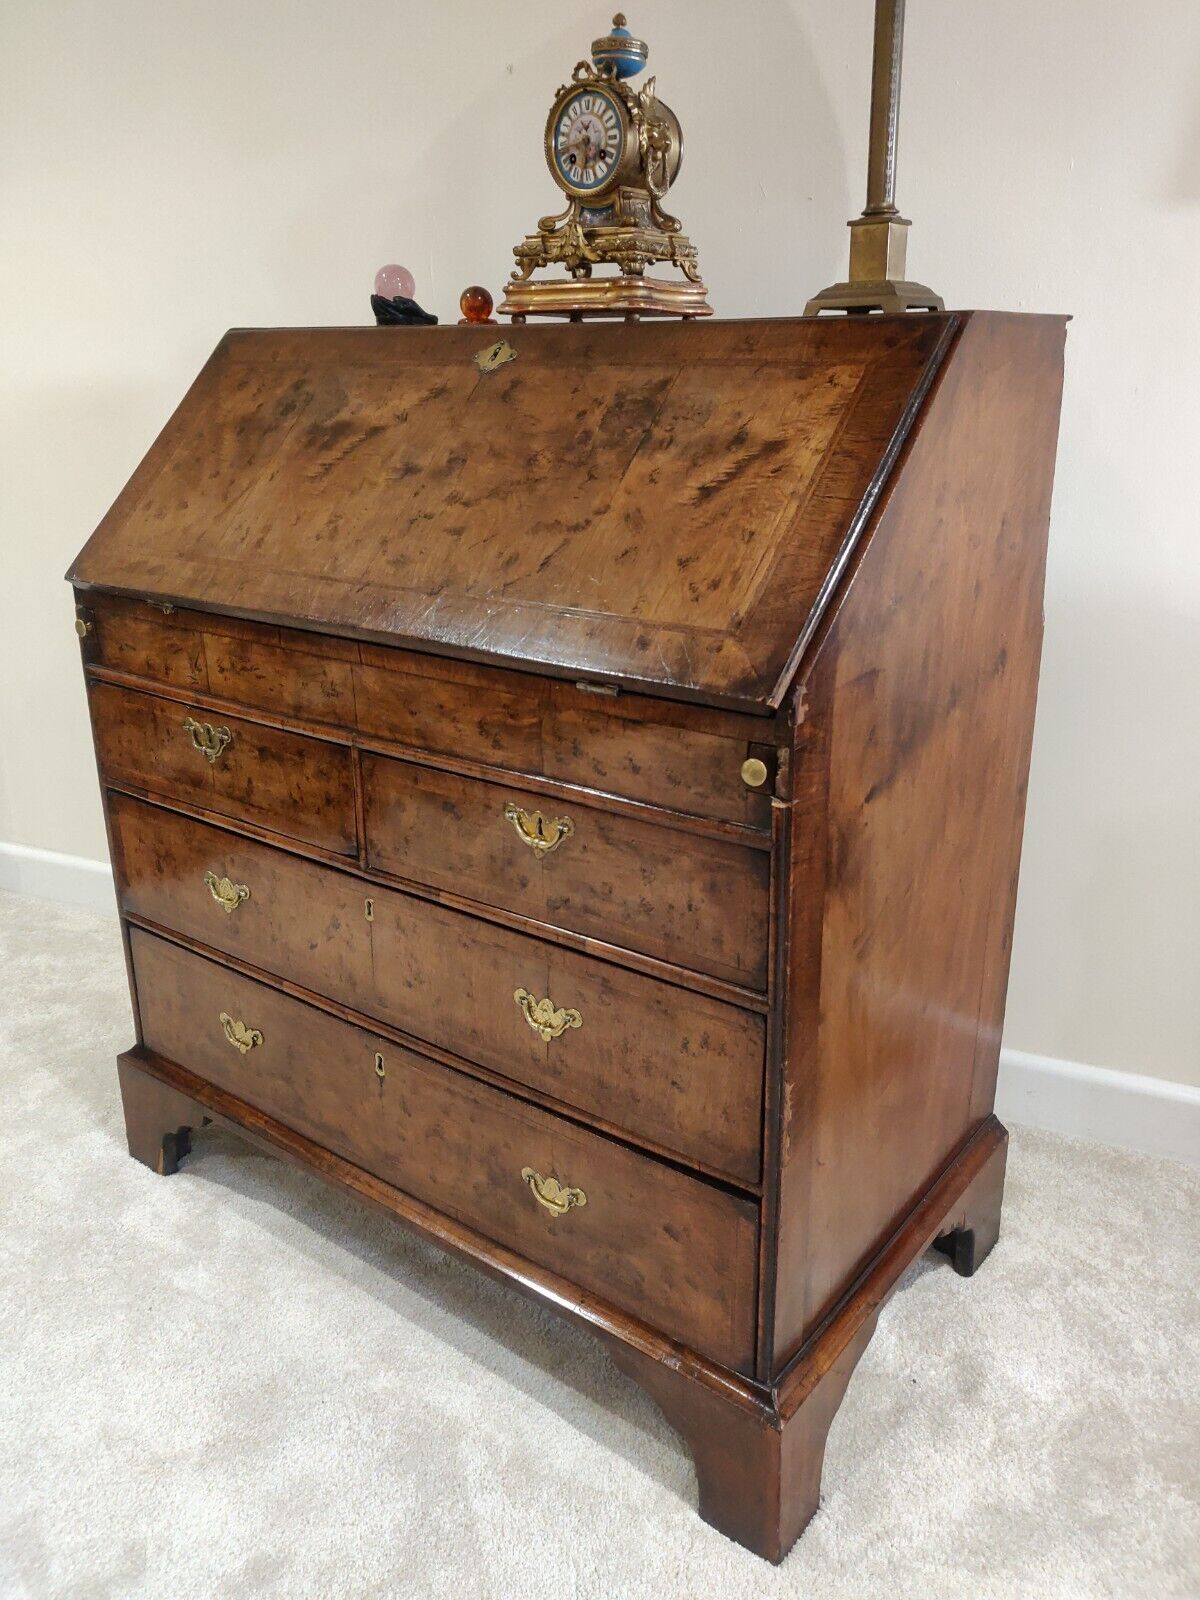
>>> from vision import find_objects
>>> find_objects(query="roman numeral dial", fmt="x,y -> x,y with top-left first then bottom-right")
548,85 -> 626,195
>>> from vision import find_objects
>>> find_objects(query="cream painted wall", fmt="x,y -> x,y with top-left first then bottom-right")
2,1 -> 1197,1092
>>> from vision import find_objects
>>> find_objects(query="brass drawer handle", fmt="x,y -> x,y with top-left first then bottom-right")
204,871 -> 249,914
504,802 -> 574,857
514,988 -> 582,1042
183,716 -> 232,764
521,1167 -> 586,1217
219,1012 -> 262,1054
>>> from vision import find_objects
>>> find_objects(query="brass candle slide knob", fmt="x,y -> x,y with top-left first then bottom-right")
514,988 -> 583,1042
203,871 -> 249,914
219,1013 -> 262,1054
521,1168 -> 587,1217
503,802 -> 574,856
183,716 -> 232,764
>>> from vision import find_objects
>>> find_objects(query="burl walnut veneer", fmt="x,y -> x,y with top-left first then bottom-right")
69,311 -> 1065,1561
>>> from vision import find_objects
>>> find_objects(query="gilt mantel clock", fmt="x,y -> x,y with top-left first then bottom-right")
500,15 -> 711,320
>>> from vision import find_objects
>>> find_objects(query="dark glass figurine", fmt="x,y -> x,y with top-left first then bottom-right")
370,293 -> 438,326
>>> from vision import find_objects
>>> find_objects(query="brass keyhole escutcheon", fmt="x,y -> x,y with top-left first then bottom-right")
374,1052 -> 386,1080
474,339 -> 517,374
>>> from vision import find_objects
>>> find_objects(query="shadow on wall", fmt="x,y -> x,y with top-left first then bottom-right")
1165,48 -> 1200,199
1,378 -> 173,858
1008,584 -> 1200,1080
357,0 -> 850,320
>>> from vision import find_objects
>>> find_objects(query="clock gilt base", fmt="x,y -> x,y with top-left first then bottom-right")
69,311 -> 1066,1562
500,271 -> 712,321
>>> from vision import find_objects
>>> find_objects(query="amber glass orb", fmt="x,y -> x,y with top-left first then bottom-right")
459,285 -> 494,324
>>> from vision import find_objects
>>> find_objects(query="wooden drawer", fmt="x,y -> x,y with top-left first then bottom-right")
361,754 -> 769,990
87,595 -> 359,723
130,928 -> 759,1372
111,794 -> 765,1183
112,792 -> 366,1008
355,643 -> 773,828
89,681 -> 357,856
85,595 -> 775,829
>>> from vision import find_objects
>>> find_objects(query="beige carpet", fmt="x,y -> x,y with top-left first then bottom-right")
1,887 -> 1197,1600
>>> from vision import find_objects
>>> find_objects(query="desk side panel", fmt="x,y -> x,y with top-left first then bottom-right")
770,311 -> 1067,1368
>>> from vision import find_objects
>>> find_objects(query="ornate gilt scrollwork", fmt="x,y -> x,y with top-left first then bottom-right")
203,871 -> 249,914
503,802 -> 575,857
182,717 -> 231,764
521,1167 -> 587,1217
514,988 -> 583,1042
219,1013 -> 262,1054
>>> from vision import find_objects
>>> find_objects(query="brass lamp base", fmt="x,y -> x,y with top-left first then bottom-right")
805,278 -> 944,315
806,213 -> 944,316
500,273 -> 712,322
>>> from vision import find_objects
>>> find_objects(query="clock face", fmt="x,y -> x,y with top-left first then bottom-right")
551,86 -> 625,194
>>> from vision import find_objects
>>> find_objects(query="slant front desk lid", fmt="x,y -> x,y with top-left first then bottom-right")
69,315 -> 958,711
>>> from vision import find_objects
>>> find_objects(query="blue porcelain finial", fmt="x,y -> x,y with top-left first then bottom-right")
592,13 -> 648,79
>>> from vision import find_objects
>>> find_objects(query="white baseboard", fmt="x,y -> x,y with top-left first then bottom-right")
0,841 -> 115,915
996,1047 -> 1200,1169
0,839 -> 1196,1168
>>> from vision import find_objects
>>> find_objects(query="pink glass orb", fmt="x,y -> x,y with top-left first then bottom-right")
374,263 -> 416,300
459,284 -> 494,324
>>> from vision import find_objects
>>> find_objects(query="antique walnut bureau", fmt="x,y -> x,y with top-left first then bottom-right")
69,311 -> 1065,1561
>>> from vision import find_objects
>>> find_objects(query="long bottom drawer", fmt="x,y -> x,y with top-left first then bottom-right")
129,929 -> 759,1373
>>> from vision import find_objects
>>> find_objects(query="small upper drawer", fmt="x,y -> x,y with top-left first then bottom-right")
110,794 -> 764,1183
84,595 -> 359,725
82,596 -> 776,829
361,753 -> 770,990
89,681 -> 357,856
355,644 -> 774,828
130,928 -> 759,1373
